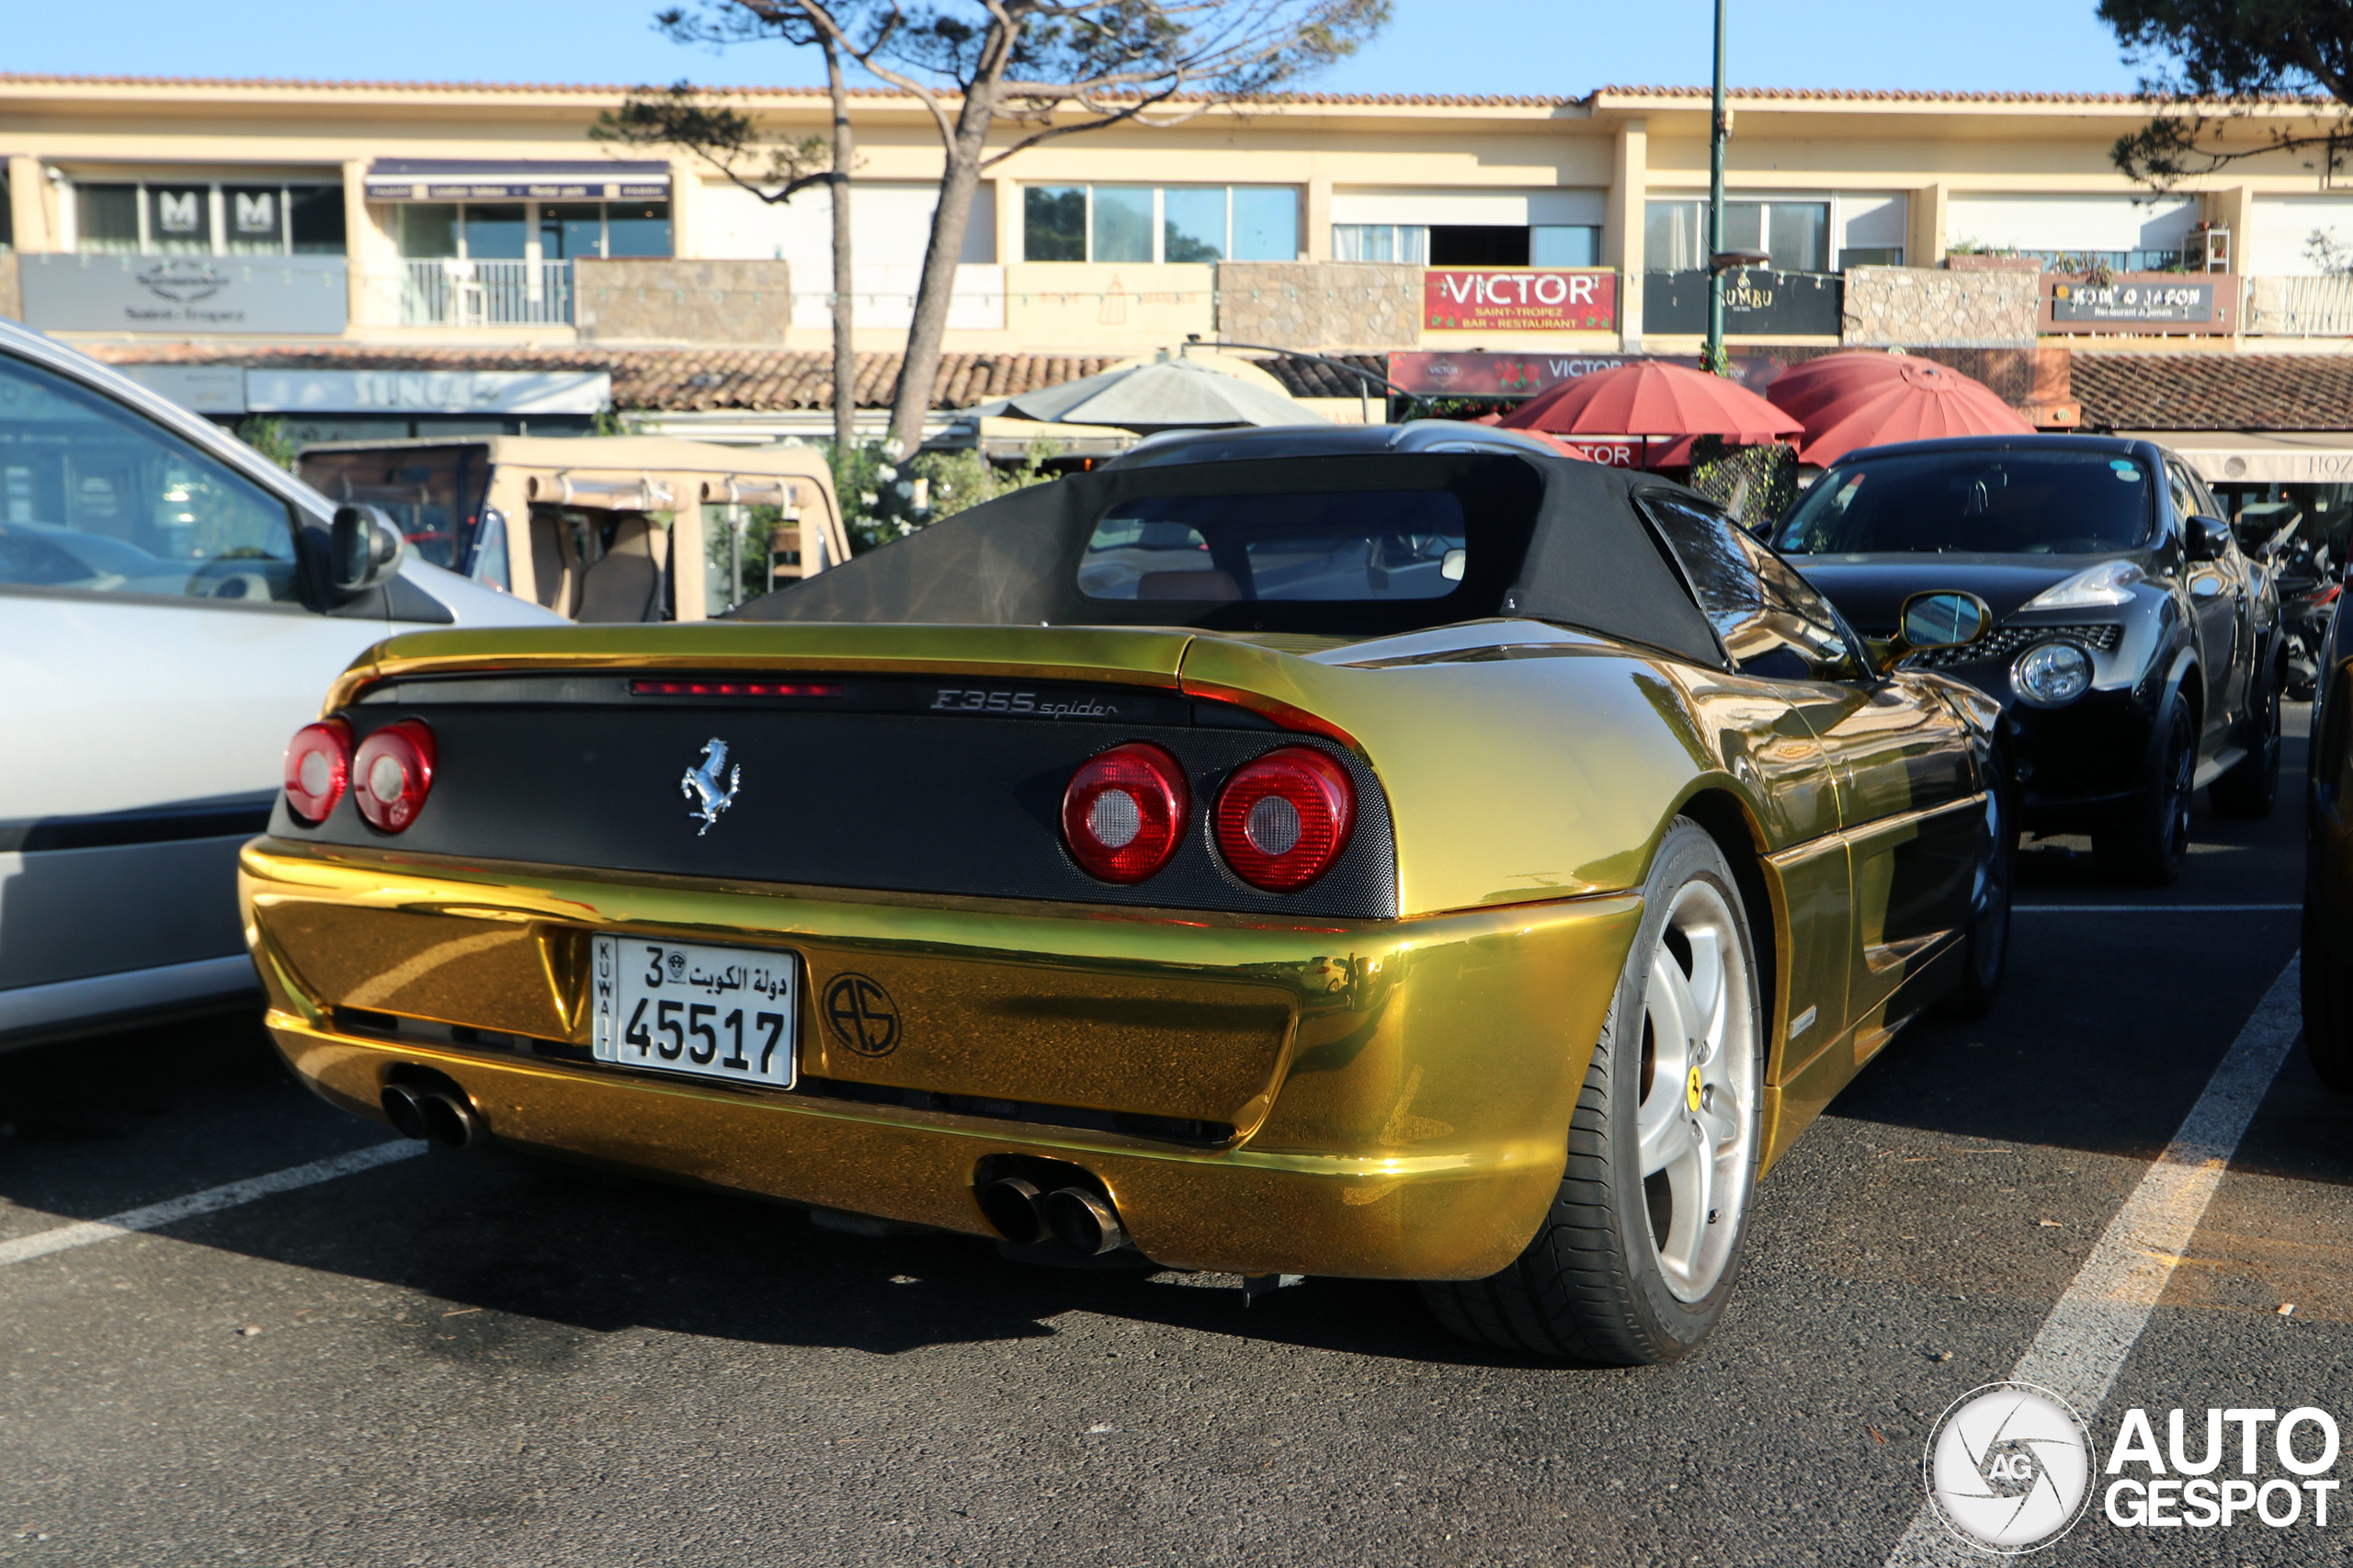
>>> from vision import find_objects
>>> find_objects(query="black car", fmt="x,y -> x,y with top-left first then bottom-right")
2301,571 -> 2353,1093
1772,435 -> 2284,886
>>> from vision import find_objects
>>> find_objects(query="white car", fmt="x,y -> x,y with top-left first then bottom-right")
0,320 -> 562,1049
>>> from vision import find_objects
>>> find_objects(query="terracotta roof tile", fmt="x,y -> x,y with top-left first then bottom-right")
2071,353 -> 2353,432
1590,84 -> 2330,106
1256,353 -> 1390,398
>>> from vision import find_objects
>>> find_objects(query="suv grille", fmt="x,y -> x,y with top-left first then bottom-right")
1902,622 -> 2122,670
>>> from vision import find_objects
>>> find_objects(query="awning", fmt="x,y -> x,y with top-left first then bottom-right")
363,159 -> 670,203
2120,430 -> 2353,486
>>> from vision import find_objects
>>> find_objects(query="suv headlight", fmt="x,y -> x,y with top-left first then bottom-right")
2014,641 -> 2093,706
2021,560 -> 2144,610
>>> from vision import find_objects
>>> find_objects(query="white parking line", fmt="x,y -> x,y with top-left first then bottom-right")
2018,903 -> 2298,913
0,1141 -> 426,1269
1881,956 -> 2303,1566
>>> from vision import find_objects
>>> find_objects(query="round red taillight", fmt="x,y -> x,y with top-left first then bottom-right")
282,719 -> 353,824
1061,742 -> 1189,883
351,719 -> 437,833
1213,747 -> 1355,892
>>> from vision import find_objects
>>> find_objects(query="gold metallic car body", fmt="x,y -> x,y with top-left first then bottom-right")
240,619 -> 1992,1280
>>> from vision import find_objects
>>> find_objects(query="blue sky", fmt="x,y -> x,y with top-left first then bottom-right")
12,1 -> 2146,97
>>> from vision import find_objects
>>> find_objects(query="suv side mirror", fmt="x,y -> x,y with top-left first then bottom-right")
330,505 -> 404,597
1879,589 -> 1992,673
2186,514 -> 2234,562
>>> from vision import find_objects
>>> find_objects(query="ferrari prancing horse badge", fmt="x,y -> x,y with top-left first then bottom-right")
680,737 -> 741,835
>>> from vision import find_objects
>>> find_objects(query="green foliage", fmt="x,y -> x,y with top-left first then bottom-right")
593,78 -> 835,204
705,501 -> 797,608
1688,437 -> 1798,531
2099,0 -> 2353,187
828,438 -> 1060,553
233,415 -> 299,472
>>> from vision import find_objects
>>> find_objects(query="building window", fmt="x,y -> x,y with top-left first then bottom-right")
1338,222 -> 1599,268
1092,186 -> 1154,264
1024,187 -> 1086,261
1838,246 -> 1905,269
75,185 -> 141,254
1646,199 -> 1832,273
73,179 -> 344,256
1023,185 -> 1298,263
1332,223 -> 1427,263
1532,225 -> 1602,267
396,199 -> 671,260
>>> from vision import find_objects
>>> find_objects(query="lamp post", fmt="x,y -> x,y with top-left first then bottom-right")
1705,0 -> 1729,375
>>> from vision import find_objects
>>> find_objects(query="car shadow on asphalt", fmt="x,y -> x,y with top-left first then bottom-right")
0,1019 -> 1568,1366
157,1142 -> 1587,1368
1828,767 -> 2347,1187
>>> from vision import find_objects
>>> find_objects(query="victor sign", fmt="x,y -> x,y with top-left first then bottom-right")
1423,269 -> 1617,333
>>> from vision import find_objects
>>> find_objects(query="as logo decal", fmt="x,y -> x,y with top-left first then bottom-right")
823,973 -> 901,1057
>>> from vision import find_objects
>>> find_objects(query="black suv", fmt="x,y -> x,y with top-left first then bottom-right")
1774,435 -> 2283,886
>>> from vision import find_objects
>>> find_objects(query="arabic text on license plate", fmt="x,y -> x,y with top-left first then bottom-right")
591,936 -> 798,1088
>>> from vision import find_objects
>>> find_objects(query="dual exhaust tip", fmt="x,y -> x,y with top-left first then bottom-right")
978,1176 -> 1126,1256
381,1083 -> 485,1150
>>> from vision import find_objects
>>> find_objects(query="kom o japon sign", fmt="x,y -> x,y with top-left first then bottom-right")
1424,268 -> 1617,333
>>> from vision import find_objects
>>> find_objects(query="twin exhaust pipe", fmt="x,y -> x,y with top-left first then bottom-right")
978,1176 -> 1127,1256
381,1082 -> 485,1151
379,1082 -> 1122,1258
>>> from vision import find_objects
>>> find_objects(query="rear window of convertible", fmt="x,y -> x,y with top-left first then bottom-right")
1078,490 -> 1468,603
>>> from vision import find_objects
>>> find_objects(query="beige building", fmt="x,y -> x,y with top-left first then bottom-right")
5,73 -> 2353,461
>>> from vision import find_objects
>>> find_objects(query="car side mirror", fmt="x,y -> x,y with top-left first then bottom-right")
329,505 -> 404,597
1879,589 -> 1992,674
2186,514 -> 2233,562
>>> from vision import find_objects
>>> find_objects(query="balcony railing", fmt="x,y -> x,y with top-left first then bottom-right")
2245,274 -> 2353,336
401,259 -> 573,327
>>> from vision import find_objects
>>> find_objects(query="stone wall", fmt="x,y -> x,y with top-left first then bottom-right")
575,258 -> 793,345
1842,265 -> 2040,349
1215,262 -> 1422,351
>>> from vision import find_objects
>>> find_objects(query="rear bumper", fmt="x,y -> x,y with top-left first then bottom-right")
239,837 -> 1643,1280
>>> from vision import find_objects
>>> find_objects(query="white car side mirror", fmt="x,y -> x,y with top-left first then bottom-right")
329,505 -> 404,597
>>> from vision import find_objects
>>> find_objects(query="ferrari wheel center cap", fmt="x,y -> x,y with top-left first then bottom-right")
1686,1066 -> 1704,1112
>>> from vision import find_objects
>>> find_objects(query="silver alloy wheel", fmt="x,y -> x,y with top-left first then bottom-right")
1633,879 -> 1760,1302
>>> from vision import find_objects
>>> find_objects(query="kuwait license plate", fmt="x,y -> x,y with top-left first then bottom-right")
591,936 -> 799,1089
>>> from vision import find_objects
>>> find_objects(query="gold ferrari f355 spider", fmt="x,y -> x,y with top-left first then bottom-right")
240,423 -> 2010,1363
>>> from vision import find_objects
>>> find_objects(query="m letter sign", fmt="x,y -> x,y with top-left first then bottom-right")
1423,268 -> 1617,333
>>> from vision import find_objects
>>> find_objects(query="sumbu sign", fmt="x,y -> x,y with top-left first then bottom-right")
20,255 -> 348,335
1641,268 -> 1842,337
1424,269 -> 1617,333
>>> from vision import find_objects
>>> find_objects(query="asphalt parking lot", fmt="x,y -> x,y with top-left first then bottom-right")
2,715 -> 2346,1568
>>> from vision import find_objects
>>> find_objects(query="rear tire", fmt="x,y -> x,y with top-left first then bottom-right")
1421,820 -> 1763,1365
2302,895 -> 2353,1095
2211,665 -> 2282,819
2094,693 -> 2195,887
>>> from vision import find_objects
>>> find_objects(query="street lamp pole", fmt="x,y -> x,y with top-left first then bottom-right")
1705,0 -> 1729,375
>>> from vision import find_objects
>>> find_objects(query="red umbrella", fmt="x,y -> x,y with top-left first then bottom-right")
1766,351 -> 2032,466
1498,360 -> 1801,469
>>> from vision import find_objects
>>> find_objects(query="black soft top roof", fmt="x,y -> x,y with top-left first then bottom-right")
734,449 -> 1722,666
